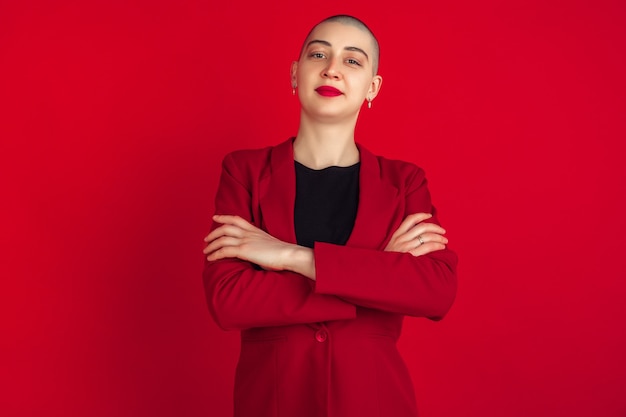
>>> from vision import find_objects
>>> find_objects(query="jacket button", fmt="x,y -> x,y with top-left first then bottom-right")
315,330 -> 328,342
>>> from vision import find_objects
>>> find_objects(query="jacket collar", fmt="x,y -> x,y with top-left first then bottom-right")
259,138 -> 400,249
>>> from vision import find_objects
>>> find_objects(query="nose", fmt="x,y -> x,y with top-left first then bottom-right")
322,57 -> 341,80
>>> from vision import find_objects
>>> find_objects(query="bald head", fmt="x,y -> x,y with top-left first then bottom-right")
299,15 -> 380,75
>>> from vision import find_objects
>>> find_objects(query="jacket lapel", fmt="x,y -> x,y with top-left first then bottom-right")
347,144 -> 402,249
259,138 -> 298,244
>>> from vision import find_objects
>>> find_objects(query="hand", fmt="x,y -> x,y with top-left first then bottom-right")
203,215 -> 296,271
384,213 -> 448,257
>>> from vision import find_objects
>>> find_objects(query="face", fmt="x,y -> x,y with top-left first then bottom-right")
291,21 -> 383,121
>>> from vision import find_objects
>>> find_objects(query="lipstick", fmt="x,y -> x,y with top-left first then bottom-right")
315,86 -> 342,97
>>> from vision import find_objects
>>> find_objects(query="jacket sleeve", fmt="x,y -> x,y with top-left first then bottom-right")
313,166 -> 458,320
203,153 -> 357,331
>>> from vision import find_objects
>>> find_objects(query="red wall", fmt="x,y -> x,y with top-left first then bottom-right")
2,1 -> 625,416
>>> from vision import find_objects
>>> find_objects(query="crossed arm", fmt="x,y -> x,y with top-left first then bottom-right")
202,153 -> 457,330
203,212 -> 448,281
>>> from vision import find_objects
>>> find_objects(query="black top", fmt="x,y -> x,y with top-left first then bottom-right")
294,161 -> 360,249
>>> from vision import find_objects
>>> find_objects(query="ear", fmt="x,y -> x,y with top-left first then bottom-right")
290,61 -> 298,88
367,75 -> 383,101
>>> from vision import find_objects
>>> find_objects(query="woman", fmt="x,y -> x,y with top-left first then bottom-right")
203,14 -> 457,417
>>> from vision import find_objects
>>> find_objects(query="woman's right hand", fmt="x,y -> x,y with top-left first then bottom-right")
384,213 -> 448,257
203,214 -> 317,280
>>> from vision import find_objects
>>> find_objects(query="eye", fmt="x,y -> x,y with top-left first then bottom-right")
346,58 -> 361,66
309,52 -> 326,59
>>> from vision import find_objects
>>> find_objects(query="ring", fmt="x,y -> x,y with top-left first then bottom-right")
417,235 -> 425,245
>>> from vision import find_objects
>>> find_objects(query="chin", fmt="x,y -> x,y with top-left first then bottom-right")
304,103 -> 360,120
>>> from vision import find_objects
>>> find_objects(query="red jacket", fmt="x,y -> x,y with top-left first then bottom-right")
203,138 -> 458,417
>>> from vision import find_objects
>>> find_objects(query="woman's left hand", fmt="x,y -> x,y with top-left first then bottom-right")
385,212 -> 448,256
203,214 -> 294,271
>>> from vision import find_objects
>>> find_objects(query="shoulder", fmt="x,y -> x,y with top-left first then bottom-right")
221,138 -> 291,177
223,144 -> 273,167
360,144 -> 427,189
378,155 -> 425,178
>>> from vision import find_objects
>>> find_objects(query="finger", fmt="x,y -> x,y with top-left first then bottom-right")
203,236 -> 240,255
409,242 -> 447,257
392,224 -> 446,246
416,232 -> 449,245
392,213 -> 432,237
393,240 -> 426,253
213,214 -> 256,231
204,224 -> 246,243
204,224 -> 231,243
408,232 -> 448,247
206,245 -> 239,262
402,223 -> 446,242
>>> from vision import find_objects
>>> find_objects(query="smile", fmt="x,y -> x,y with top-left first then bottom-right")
315,86 -> 342,97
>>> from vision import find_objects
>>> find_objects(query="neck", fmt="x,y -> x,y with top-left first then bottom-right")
293,112 -> 360,169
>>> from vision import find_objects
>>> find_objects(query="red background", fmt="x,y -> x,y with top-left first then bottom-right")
2,1 -> 625,416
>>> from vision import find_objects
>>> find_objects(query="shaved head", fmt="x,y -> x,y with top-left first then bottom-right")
299,15 -> 380,74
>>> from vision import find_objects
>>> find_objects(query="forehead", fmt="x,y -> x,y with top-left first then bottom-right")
305,21 -> 375,53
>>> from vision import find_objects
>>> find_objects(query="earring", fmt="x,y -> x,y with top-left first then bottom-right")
367,98 -> 372,109
292,85 -> 296,95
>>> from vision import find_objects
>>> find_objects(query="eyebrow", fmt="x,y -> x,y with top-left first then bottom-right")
306,39 -> 369,61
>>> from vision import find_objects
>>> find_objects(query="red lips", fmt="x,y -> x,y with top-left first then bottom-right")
315,86 -> 342,97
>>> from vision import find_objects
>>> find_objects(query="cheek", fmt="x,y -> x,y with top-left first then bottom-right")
350,78 -> 372,96
297,71 -> 317,88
